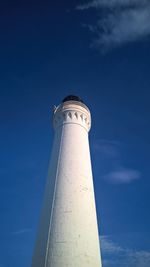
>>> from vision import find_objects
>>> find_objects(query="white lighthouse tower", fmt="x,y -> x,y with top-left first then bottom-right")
31,95 -> 102,267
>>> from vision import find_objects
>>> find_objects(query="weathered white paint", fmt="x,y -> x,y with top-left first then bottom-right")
31,100 -> 102,267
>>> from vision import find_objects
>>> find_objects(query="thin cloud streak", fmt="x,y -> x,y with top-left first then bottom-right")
77,0 -> 147,9
76,0 -> 150,51
92,139 -> 120,158
102,168 -> 141,184
12,228 -> 32,235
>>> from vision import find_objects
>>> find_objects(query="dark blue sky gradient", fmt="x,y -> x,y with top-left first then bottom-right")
0,1 -> 150,267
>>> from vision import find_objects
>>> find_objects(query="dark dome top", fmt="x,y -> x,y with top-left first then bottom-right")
62,95 -> 84,103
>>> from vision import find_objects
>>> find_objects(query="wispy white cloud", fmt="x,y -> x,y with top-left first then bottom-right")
76,0 -> 150,51
101,235 -> 123,253
95,7 -> 150,51
92,139 -> 141,184
100,235 -> 150,267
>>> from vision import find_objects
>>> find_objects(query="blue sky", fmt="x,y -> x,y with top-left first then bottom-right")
0,1 -> 150,266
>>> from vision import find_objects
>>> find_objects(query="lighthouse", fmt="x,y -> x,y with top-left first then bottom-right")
31,95 -> 102,267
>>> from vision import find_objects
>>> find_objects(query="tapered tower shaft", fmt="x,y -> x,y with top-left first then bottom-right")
31,96 -> 102,267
